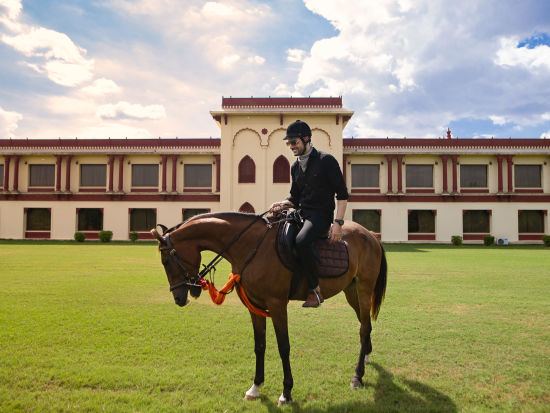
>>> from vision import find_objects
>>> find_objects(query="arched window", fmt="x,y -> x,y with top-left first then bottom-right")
273,155 -> 290,183
238,155 -> 255,183
239,202 -> 255,214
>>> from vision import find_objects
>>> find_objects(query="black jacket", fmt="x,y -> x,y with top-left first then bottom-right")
286,147 -> 349,218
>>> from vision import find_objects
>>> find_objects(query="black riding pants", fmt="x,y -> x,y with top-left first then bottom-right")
294,210 -> 332,290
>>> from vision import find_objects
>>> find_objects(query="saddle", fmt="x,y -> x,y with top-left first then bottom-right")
275,210 -> 349,279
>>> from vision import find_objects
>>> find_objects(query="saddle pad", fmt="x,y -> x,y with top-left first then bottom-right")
275,223 -> 349,278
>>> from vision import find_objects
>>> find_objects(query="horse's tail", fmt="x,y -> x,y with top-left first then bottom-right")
371,244 -> 387,321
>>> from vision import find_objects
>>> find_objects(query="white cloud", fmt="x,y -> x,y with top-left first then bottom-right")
495,36 -> 550,71
0,0 -> 21,21
0,106 -> 22,137
97,101 -> 166,120
81,78 -> 122,96
490,115 -> 507,126
1,10 -> 94,87
76,122 -> 152,139
287,49 -> 306,63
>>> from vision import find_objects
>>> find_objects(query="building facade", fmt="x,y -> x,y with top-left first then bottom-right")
1,97 -> 549,242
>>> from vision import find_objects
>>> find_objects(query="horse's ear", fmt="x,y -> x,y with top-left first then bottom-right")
150,228 -> 164,243
157,224 -> 168,234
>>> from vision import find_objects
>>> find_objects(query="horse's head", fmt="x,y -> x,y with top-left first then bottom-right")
151,224 -> 203,307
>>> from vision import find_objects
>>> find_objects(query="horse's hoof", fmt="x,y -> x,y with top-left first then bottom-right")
277,393 -> 293,406
244,383 -> 262,400
350,377 -> 364,389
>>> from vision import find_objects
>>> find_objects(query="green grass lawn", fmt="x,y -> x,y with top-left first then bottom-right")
0,241 -> 549,412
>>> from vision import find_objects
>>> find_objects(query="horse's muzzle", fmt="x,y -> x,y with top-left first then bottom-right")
174,295 -> 191,307
172,287 -> 190,307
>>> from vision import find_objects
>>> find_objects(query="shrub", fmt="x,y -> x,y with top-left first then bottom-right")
451,235 -> 462,246
99,230 -> 113,242
483,235 -> 495,246
543,235 -> 550,247
74,232 -> 85,242
129,231 -> 139,242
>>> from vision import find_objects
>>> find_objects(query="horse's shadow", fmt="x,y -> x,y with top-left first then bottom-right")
260,362 -> 457,412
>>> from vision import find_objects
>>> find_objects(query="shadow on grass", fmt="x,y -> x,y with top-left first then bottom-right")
383,243 -> 547,253
260,363 -> 456,413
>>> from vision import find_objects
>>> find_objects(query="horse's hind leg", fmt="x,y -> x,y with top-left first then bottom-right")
245,313 -> 266,400
345,280 -> 373,389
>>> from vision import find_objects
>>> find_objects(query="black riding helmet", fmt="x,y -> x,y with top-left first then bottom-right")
284,120 -> 311,145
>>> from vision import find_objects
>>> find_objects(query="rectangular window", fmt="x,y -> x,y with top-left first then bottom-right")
518,210 -> 544,233
184,164 -> 212,188
515,165 -> 541,188
130,208 -> 156,231
352,210 -> 380,233
80,164 -> 107,187
132,164 -> 159,187
406,165 -> 433,188
78,208 -> 103,231
29,164 -> 55,187
408,210 -> 435,233
183,208 -> 210,221
463,210 -> 490,233
460,165 -> 487,187
26,208 -> 51,230
351,164 -> 380,187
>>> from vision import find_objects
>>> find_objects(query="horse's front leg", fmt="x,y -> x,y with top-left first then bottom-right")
245,312 -> 266,400
270,302 -> 293,406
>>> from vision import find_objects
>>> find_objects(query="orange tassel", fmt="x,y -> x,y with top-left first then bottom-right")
202,273 -> 270,317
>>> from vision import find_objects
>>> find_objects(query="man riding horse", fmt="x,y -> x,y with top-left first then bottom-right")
270,120 -> 349,308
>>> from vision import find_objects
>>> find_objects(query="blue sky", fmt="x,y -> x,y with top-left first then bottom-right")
1,0 -> 550,140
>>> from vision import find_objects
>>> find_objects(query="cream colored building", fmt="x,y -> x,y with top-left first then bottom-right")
1,97 -> 549,242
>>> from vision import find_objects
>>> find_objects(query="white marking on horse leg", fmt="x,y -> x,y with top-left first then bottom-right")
277,393 -> 292,406
365,354 -> 370,364
244,383 -> 262,400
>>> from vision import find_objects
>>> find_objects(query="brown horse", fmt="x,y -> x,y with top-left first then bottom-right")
151,211 -> 387,405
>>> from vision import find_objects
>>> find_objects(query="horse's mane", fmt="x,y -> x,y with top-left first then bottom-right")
163,211 -> 259,235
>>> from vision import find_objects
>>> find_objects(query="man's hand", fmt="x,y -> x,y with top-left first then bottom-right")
328,222 -> 343,244
269,201 -> 291,213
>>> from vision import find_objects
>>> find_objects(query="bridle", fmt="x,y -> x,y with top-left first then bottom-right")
159,234 -> 204,292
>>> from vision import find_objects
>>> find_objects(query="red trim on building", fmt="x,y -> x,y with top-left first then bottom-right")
514,188 -> 543,193
2,155 -> 10,191
222,97 -> 343,108
79,188 -> 107,192
161,155 -> 167,192
351,188 -> 381,193
507,155 -> 513,192
440,155 -> 448,193
108,155 -> 115,191
136,232 -> 154,240
82,232 -> 100,240
451,155 -> 458,193
406,189 -> 435,193
25,231 -> 51,239
518,234 -> 544,241
171,155 -> 178,192
463,234 -> 488,241
396,155 -> 403,192
460,189 -> 490,193
2,193 -> 220,202
28,187 -> 55,192
497,155 -> 504,192
408,234 -> 436,240
347,194 -> 550,202
385,154 -> 393,193
0,138 -> 221,149
55,155 -> 62,191
343,138 -> 550,149
64,155 -> 72,192
131,188 -> 158,192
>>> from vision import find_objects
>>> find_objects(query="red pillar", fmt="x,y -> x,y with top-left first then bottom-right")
118,155 -> 125,192
3,155 -> 11,191
64,155 -> 72,192
506,155 -> 513,192
385,154 -> 393,193
342,154 -> 348,183
108,155 -> 115,192
440,155 -> 448,193
396,155 -> 403,193
161,155 -> 167,192
451,155 -> 459,193
55,155 -> 63,191
12,155 -> 20,192
496,155 -> 504,192
214,154 -> 221,193
171,155 -> 178,192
